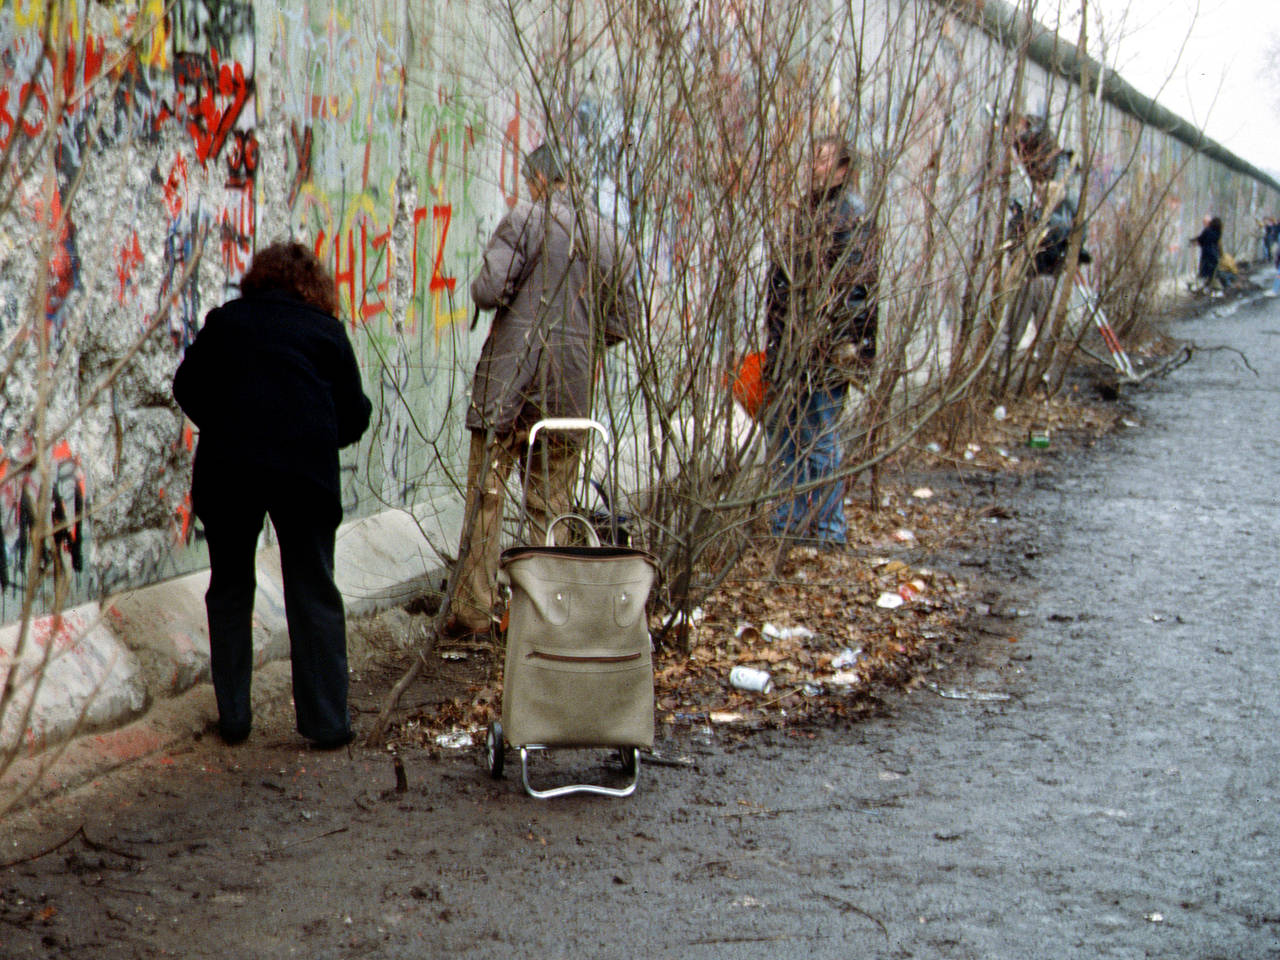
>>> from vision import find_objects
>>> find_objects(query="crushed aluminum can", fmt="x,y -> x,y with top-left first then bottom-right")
762,623 -> 814,641
434,730 -> 474,749
729,666 -> 773,693
831,647 -> 861,670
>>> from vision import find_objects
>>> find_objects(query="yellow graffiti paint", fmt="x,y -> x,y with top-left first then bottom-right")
432,289 -> 467,339
295,183 -> 335,242
13,0 -> 46,29
137,0 -> 170,70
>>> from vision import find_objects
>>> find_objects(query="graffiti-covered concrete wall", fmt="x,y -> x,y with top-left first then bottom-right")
0,0 -> 522,622
1,0 -> 1275,624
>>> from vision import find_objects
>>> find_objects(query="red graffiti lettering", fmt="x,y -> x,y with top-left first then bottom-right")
430,205 -> 456,294
288,122 -> 313,207
115,232 -> 144,304
184,51 -> 252,167
500,93 -> 521,209
163,153 -> 189,219
226,129 -> 258,189
361,225 -> 391,321
333,231 -> 357,327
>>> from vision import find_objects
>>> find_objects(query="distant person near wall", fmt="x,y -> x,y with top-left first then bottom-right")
173,241 -> 372,748
447,143 -> 640,638
1191,215 -> 1224,295
765,134 -> 879,550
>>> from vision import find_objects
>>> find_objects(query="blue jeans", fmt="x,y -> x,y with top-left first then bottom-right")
770,384 -> 848,544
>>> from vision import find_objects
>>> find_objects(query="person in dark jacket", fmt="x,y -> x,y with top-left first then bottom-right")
765,135 -> 879,548
173,241 -> 371,747
1191,215 -> 1223,291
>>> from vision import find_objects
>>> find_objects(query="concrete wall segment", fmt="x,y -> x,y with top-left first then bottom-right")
0,604 -> 148,756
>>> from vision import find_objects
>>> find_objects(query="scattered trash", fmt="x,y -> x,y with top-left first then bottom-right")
1150,613 -> 1166,623
672,606 -> 705,627
925,441 -> 942,453
434,730 -> 474,749
829,670 -> 862,686
1121,418 -> 1139,428
893,528 -> 916,543
925,681 -> 1010,702
1027,429 -> 1050,448
963,449 -> 976,461
440,650 -> 468,661
1145,912 -> 1164,924
762,623 -> 814,641
831,647 -> 862,670
735,622 -> 762,643
877,592 -> 905,610
993,405 -> 1008,420
729,666 -> 774,693
966,443 -> 982,453
709,711 -> 744,724
801,683 -> 823,696
912,487 -> 934,499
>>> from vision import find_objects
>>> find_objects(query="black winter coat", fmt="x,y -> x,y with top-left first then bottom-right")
173,291 -> 371,509
1192,222 -> 1222,280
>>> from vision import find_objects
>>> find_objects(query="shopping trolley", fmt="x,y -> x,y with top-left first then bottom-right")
483,418 -> 658,798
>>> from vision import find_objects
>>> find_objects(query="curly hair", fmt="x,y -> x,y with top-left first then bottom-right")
240,241 -> 340,317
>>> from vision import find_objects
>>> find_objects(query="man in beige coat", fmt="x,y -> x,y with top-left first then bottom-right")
448,144 -> 640,636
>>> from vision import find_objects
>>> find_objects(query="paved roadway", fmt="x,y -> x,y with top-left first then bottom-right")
4,293 -> 1279,959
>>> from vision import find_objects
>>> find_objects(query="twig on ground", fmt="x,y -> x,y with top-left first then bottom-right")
275,826 -> 349,852
0,824 -> 143,869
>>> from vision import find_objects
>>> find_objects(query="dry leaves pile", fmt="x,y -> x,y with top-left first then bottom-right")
390,387 -> 1123,749
650,490 -> 975,731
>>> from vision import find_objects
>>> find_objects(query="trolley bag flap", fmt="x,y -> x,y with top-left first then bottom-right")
498,546 -> 657,748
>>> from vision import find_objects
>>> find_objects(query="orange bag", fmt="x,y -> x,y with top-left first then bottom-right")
729,351 -> 766,419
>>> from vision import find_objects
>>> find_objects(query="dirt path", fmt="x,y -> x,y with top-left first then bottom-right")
4,298 -> 1280,959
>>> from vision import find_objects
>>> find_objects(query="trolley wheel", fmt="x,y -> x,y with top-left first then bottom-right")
617,746 -> 637,777
486,721 -> 504,779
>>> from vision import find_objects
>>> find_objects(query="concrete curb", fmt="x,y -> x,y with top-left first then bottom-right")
1,507 -> 440,807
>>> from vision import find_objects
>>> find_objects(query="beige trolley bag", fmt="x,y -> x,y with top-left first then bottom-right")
483,418 -> 658,798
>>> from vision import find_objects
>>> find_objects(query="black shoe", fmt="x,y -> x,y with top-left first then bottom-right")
218,721 -> 251,745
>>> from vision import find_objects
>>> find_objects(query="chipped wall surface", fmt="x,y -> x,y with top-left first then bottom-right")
0,0 -> 1276,625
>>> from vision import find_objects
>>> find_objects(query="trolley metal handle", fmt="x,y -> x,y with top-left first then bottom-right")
518,418 -> 615,546
526,417 -> 611,453
544,513 -> 601,548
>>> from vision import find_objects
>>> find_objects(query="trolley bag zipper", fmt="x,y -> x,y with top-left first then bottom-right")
527,650 -> 642,664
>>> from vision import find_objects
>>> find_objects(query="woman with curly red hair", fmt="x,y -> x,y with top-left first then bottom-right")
174,241 -> 371,748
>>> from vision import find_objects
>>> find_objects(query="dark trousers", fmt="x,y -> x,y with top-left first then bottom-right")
199,486 -> 350,742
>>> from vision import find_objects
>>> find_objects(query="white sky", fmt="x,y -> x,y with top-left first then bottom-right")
1051,0 -> 1280,178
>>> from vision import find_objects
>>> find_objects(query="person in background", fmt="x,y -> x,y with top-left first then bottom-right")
1191,215 -> 1223,295
765,134 -> 879,550
173,241 -> 371,748
447,143 -> 640,637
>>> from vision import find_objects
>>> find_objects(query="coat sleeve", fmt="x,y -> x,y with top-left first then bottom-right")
172,310 -> 221,427
470,207 -> 531,310
603,242 -> 642,346
332,327 -> 372,449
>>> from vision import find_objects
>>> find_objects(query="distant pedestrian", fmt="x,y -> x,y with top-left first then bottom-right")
173,241 -> 371,748
1191,215 -> 1223,293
